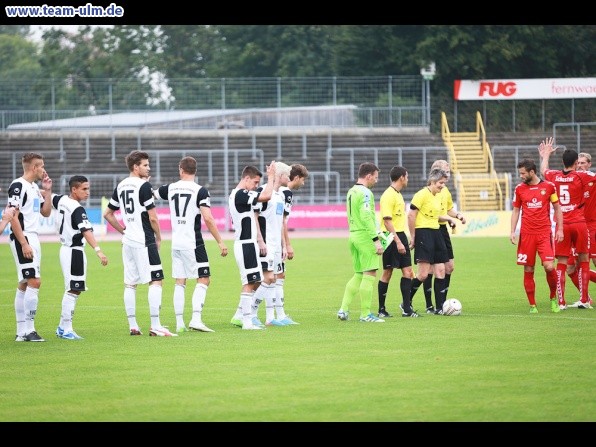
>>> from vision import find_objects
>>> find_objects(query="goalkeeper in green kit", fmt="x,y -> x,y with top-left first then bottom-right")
337,162 -> 386,323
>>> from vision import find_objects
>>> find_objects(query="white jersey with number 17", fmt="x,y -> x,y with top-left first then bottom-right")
154,180 -> 210,251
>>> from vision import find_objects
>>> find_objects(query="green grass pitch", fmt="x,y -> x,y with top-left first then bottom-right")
0,236 -> 594,422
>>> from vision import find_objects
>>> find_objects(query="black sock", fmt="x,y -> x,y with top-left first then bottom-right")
407,277 -> 422,312
400,277 -> 412,310
444,273 -> 451,301
423,274 -> 433,308
434,277 -> 447,310
377,280 -> 389,311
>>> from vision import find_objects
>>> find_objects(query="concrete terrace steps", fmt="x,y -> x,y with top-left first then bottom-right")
2,128 -> 595,207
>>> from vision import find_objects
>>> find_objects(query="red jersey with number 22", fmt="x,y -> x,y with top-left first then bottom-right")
512,180 -> 558,235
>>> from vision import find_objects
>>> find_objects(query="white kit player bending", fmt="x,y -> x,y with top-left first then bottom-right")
103,150 -> 175,337
154,156 -> 228,334
51,175 -> 108,340
251,162 -> 298,326
229,161 -> 276,330
276,163 -> 309,322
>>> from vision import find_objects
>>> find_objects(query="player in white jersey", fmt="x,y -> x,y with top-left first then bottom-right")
51,175 -> 108,340
103,150 -> 175,337
275,163 -> 309,323
229,161 -> 276,330
7,152 -> 53,342
251,162 -> 289,327
153,156 -> 228,333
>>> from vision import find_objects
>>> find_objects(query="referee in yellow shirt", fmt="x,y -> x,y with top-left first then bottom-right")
403,168 -> 456,317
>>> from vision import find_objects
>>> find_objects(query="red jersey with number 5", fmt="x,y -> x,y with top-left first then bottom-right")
543,169 -> 594,224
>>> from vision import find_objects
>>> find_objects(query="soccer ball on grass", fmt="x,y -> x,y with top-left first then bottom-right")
442,298 -> 462,316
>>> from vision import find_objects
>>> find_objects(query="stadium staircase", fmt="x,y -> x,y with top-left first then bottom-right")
441,111 -> 510,212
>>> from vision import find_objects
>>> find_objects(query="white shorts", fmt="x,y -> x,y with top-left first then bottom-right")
172,246 -> 210,279
60,246 -> 88,292
10,232 -> 41,283
122,243 -> 164,285
260,244 -> 283,274
233,240 -> 263,285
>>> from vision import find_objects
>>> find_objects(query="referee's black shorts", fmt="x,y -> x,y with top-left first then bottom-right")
439,224 -> 454,259
413,227 -> 448,265
381,231 -> 412,269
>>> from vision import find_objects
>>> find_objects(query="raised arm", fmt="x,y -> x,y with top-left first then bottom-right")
538,137 -> 557,177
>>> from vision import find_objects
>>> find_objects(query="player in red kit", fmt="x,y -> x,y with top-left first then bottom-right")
510,158 -> 563,313
540,137 -> 595,309
566,152 -> 596,307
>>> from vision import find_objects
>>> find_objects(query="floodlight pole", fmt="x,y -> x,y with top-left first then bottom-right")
420,62 -> 436,131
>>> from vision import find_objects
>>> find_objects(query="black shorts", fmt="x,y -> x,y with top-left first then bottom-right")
382,232 -> 412,269
439,224 -> 454,259
413,227 -> 449,265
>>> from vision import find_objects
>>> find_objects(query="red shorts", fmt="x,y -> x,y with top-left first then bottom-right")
556,221 -> 589,258
517,232 -> 555,267
588,221 -> 596,259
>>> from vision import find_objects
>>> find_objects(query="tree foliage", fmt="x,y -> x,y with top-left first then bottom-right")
0,25 -> 593,111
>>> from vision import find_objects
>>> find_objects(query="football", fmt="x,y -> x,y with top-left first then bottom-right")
442,298 -> 462,316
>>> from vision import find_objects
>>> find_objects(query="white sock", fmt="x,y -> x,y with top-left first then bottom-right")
174,284 -> 186,328
265,283 -> 276,322
241,292 -> 253,326
14,288 -> 26,336
190,283 -> 208,326
24,286 -> 40,334
275,279 -> 287,320
124,285 -> 138,330
60,291 -> 78,332
148,284 -> 162,329
251,283 -> 268,318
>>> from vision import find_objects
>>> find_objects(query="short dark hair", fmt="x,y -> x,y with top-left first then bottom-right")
69,175 -> 88,189
241,165 -> 262,179
290,164 -> 309,180
358,162 -> 379,178
517,158 -> 537,173
562,148 -> 578,169
389,166 -> 407,182
125,150 -> 150,172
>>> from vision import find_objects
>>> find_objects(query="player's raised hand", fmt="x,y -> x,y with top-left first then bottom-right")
41,172 -> 53,191
538,137 -> 557,157
267,160 -> 276,177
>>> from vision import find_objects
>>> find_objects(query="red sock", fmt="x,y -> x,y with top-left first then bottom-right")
546,269 -> 557,299
569,269 -> 580,291
556,263 -> 567,305
524,271 -> 536,306
590,270 -> 596,283
579,261 -> 590,303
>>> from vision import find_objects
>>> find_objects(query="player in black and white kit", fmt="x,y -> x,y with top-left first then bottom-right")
251,162 -> 287,327
154,156 -> 228,334
8,152 -> 53,342
229,161 -> 276,330
276,163 -> 309,323
103,150 -> 175,337
51,175 -> 108,340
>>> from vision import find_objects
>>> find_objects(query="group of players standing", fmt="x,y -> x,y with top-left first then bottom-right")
3,150 -> 309,341
337,159 -> 466,322
511,137 -> 595,313
7,138 -> 588,343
